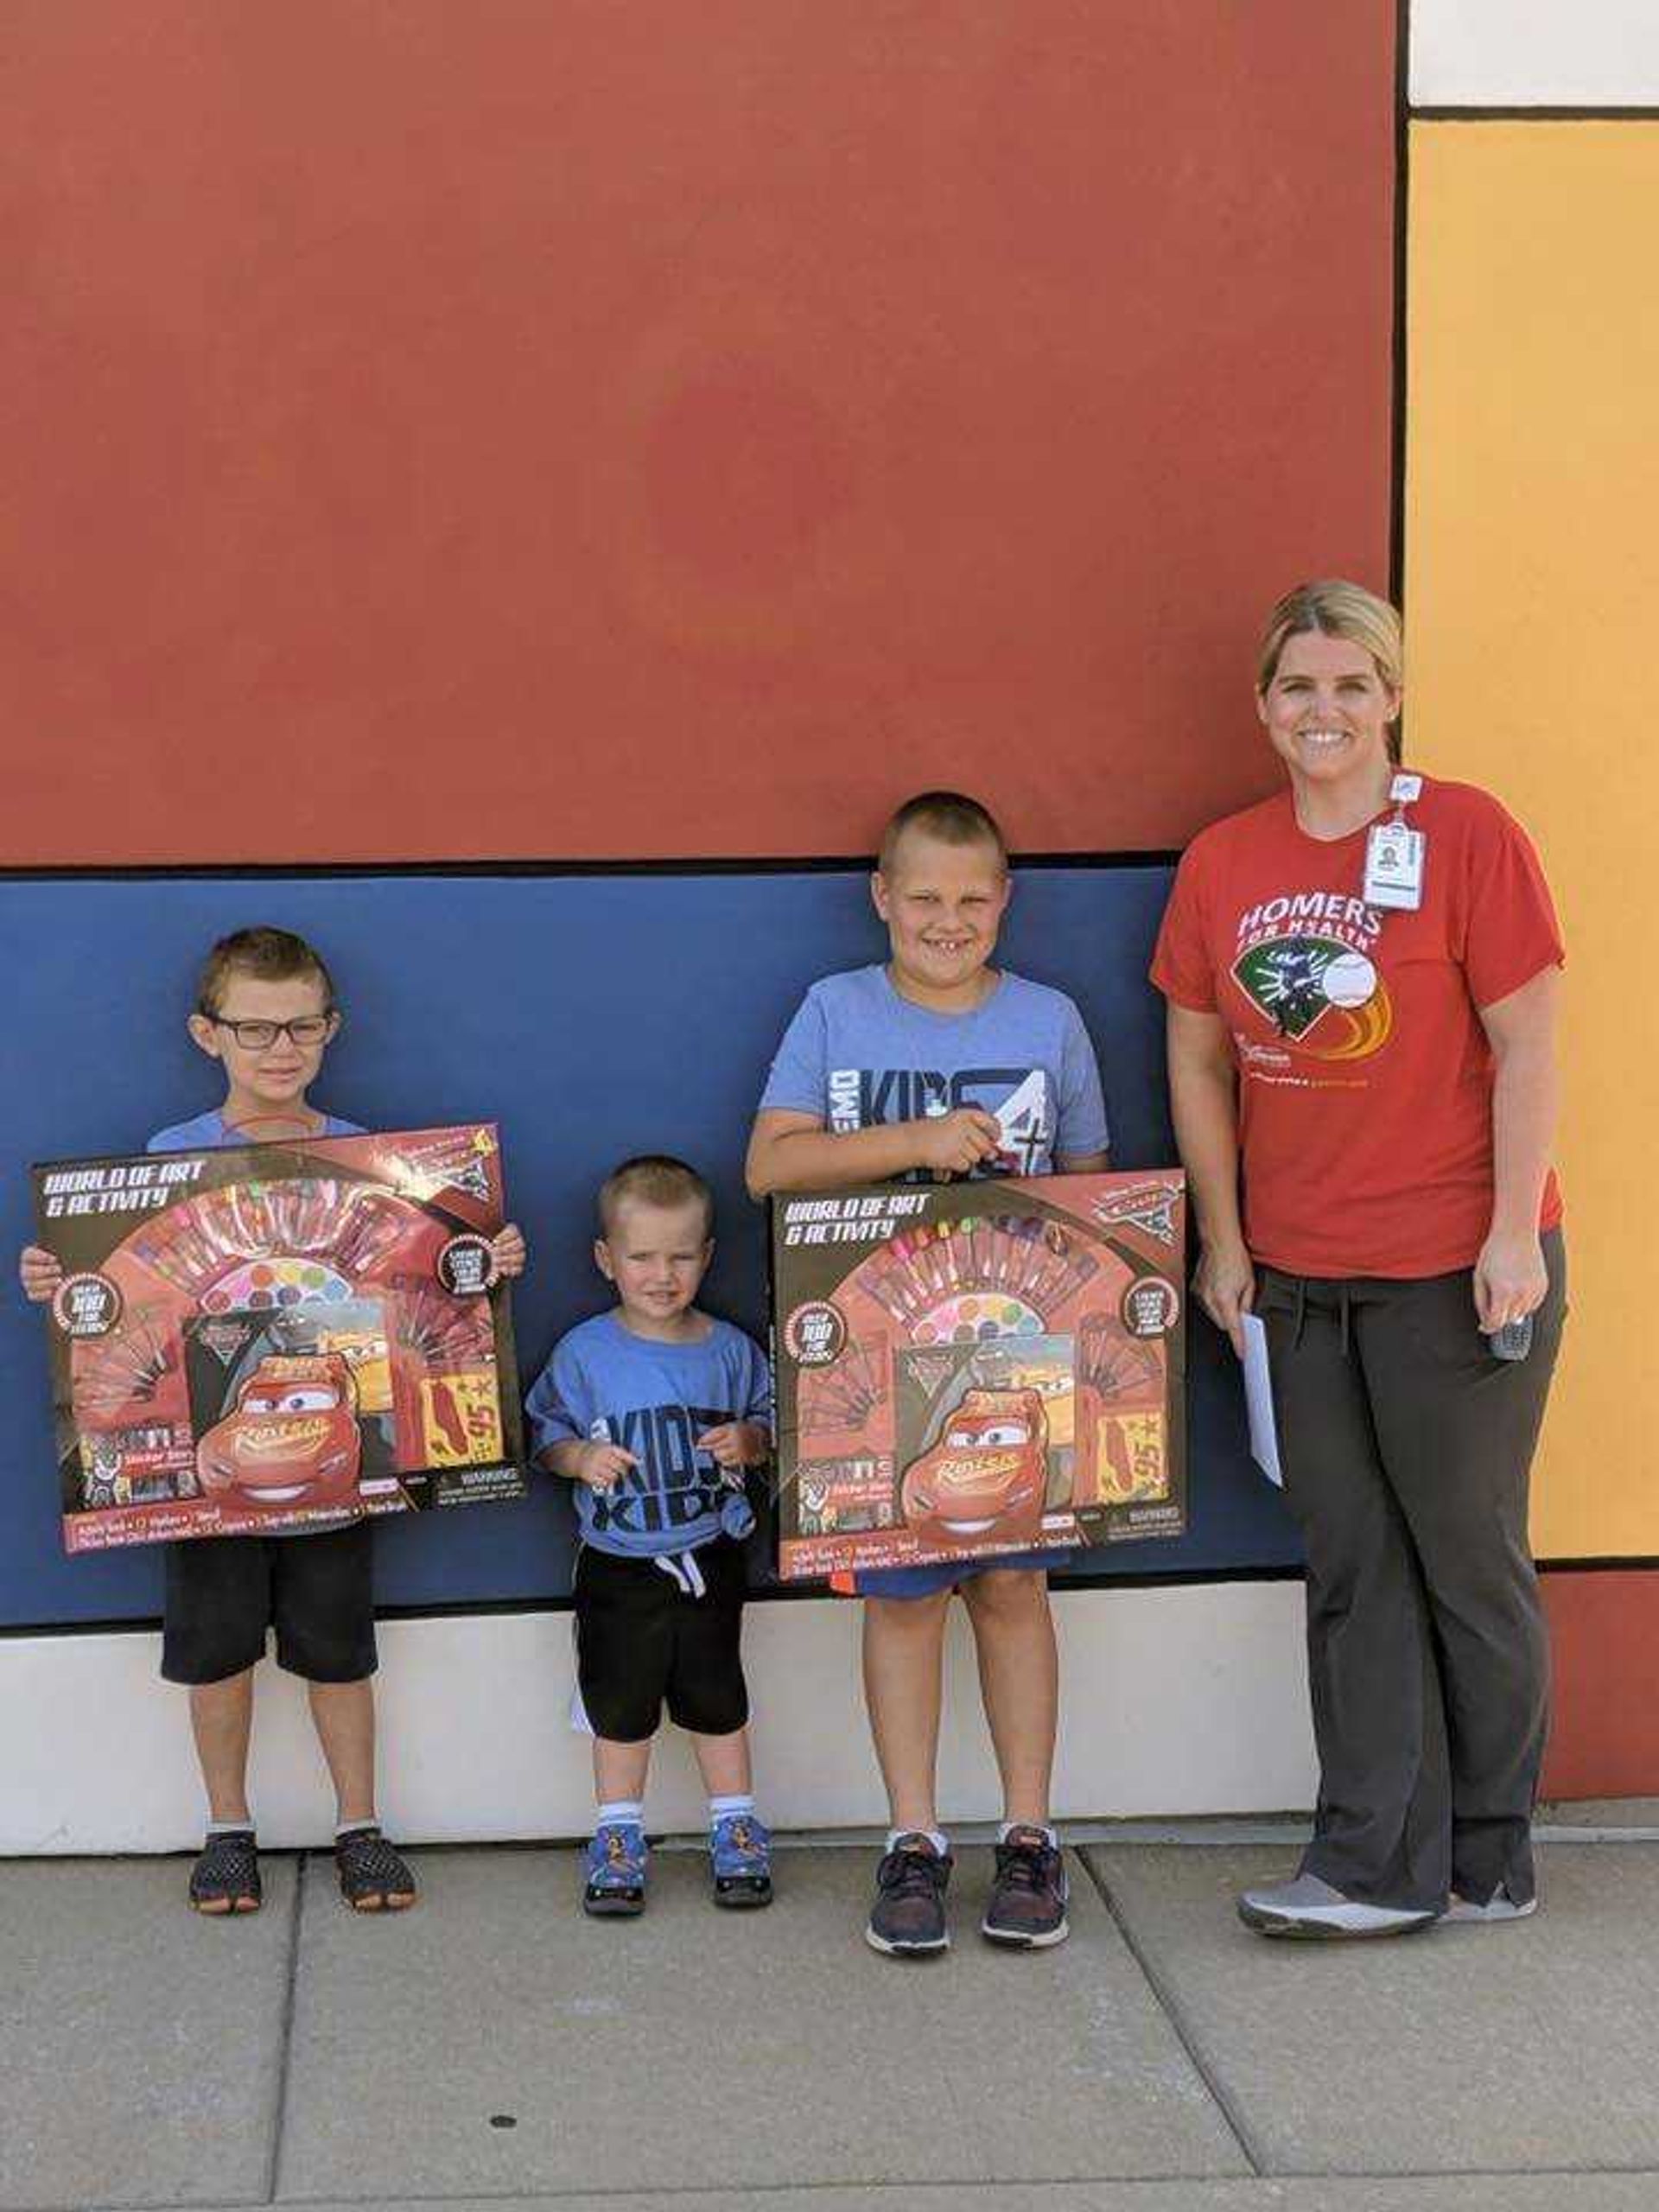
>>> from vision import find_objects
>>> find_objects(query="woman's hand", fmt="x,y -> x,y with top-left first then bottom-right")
1194,1235 -> 1255,1357
1473,1227 -> 1548,1335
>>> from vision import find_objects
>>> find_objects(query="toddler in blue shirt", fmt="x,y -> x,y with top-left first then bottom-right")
526,1155 -> 773,1916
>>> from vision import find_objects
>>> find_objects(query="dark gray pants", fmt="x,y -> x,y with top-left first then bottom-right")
1258,1231 -> 1565,1914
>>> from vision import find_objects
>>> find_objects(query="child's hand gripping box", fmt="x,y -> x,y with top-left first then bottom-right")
32,1124 -> 526,1553
771,1171 -> 1186,1582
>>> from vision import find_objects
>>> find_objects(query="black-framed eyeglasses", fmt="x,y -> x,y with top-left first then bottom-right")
207,1014 -> 334,1049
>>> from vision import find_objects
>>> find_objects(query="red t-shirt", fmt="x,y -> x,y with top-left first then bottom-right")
1151,778 -> 1564,1278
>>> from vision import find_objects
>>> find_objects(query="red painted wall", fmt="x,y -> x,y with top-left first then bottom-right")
3,2 -> 1396,865
1541,1573 -> 1659,1801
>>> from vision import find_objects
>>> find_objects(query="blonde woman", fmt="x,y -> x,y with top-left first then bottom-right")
1152,581 -> 1566,1937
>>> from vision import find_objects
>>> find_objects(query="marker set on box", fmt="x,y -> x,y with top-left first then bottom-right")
128,1179 -> 419,1303
852,1212 -> 1099,1341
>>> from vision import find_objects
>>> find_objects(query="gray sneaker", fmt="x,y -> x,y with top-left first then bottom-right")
866,1834 -> 952,1956
1237,1872 -> 1436,1940
981,1825 -> 1068,1948
1440,1886 -> 1538,1924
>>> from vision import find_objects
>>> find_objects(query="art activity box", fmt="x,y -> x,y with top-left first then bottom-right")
32,1124 -> 526,1552
771,1171 -> 1186,1582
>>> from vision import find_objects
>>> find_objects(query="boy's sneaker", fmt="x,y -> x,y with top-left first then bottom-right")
583,1822 -> 648,1916
188,1829 -> 262,1916
982,1825 -> 1069,1948
866,1834 -> 952,1957
334,1825 -> 418,1911
709,1813 -> 773,1908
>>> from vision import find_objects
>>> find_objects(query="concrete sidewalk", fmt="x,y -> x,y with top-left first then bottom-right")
4,1815 -> 1657,2212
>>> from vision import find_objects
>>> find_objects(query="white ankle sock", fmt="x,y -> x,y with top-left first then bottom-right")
1000,1820 -> 1059,1847
709,1793 -> 755,1828
207,1819 -> 255,1840
888,1827 -> 949,1857
595,1799 -> 645,1830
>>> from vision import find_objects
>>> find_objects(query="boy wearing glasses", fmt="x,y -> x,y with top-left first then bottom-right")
20,927 -> 525,1916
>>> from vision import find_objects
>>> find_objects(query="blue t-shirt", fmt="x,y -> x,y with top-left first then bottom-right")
147,1109 -> 365,1154
525,1313 -> 773,1560
757,964 -> 1109,1176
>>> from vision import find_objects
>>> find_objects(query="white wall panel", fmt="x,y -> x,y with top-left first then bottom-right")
0,1585 -> 1315,1854
1412,2 -> 1659,106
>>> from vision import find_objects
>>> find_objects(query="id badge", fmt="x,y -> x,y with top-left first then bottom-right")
1363,820 -> 1425,910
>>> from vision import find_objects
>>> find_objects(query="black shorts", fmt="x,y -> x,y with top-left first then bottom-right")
161,1522 -> 378,1687
575,1539 -> 749,1743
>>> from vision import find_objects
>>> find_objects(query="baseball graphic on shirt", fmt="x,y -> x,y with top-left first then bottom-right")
1320,951 -> 1377,1009
1232,929 -> 1394,1062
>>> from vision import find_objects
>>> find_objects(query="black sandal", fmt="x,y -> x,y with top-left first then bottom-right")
335,1824 -> 417,1911
189,1829 -> 262,1916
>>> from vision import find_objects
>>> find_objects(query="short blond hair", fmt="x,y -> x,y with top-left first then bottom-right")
877,791 -> 1007,876
597,1155 -> 714,1241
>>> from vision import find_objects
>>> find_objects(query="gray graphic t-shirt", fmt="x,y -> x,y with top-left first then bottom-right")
758,965 -> 1109,1177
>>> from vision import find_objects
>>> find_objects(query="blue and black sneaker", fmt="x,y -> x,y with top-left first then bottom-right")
709,1813 -> 773,1908
582,1822 -> 648,1916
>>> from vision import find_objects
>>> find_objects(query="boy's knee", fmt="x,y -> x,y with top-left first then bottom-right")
866,1589 -> 951,1637
962,1567 -> 1050,1624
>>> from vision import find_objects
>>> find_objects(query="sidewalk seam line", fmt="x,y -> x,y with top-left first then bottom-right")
266,1846 -> 308,2203
19,2158 -> 1659,2210
256,2178 -> 1269,2206
1077,1848 -> 1267,2179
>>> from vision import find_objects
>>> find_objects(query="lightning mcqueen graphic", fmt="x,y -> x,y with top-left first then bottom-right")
196,1353 -> 363,1513
899,1388 -> 1048,1549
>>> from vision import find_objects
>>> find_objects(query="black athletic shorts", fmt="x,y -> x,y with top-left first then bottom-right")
161,1522 -> 378,1686
574,1538 -> 749,1742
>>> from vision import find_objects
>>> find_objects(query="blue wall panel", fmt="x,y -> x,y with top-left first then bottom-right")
0,869 -> 1300,1629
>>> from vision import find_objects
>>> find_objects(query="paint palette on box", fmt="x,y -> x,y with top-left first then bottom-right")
32,1125 -> 526,1553
772,1172 -> 1186,1582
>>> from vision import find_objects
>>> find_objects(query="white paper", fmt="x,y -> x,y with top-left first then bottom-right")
993,1067 -> 1048,1155
1240,1314 -> 1282,1488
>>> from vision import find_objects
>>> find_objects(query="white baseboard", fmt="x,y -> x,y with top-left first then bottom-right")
1,1581 -> 1316,1853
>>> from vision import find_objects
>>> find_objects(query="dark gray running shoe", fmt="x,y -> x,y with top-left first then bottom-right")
866,1834 -> 952,1956
982,1825 -> 1069,1948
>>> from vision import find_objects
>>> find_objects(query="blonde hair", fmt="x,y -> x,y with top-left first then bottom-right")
598,1155 -> 714,1240
1255,580 -> 1403,764
877,790 -> 1007,876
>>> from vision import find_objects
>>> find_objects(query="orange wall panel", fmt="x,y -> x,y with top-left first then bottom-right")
1407,123 -> 1659,1559
1,2 -> 1396,864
